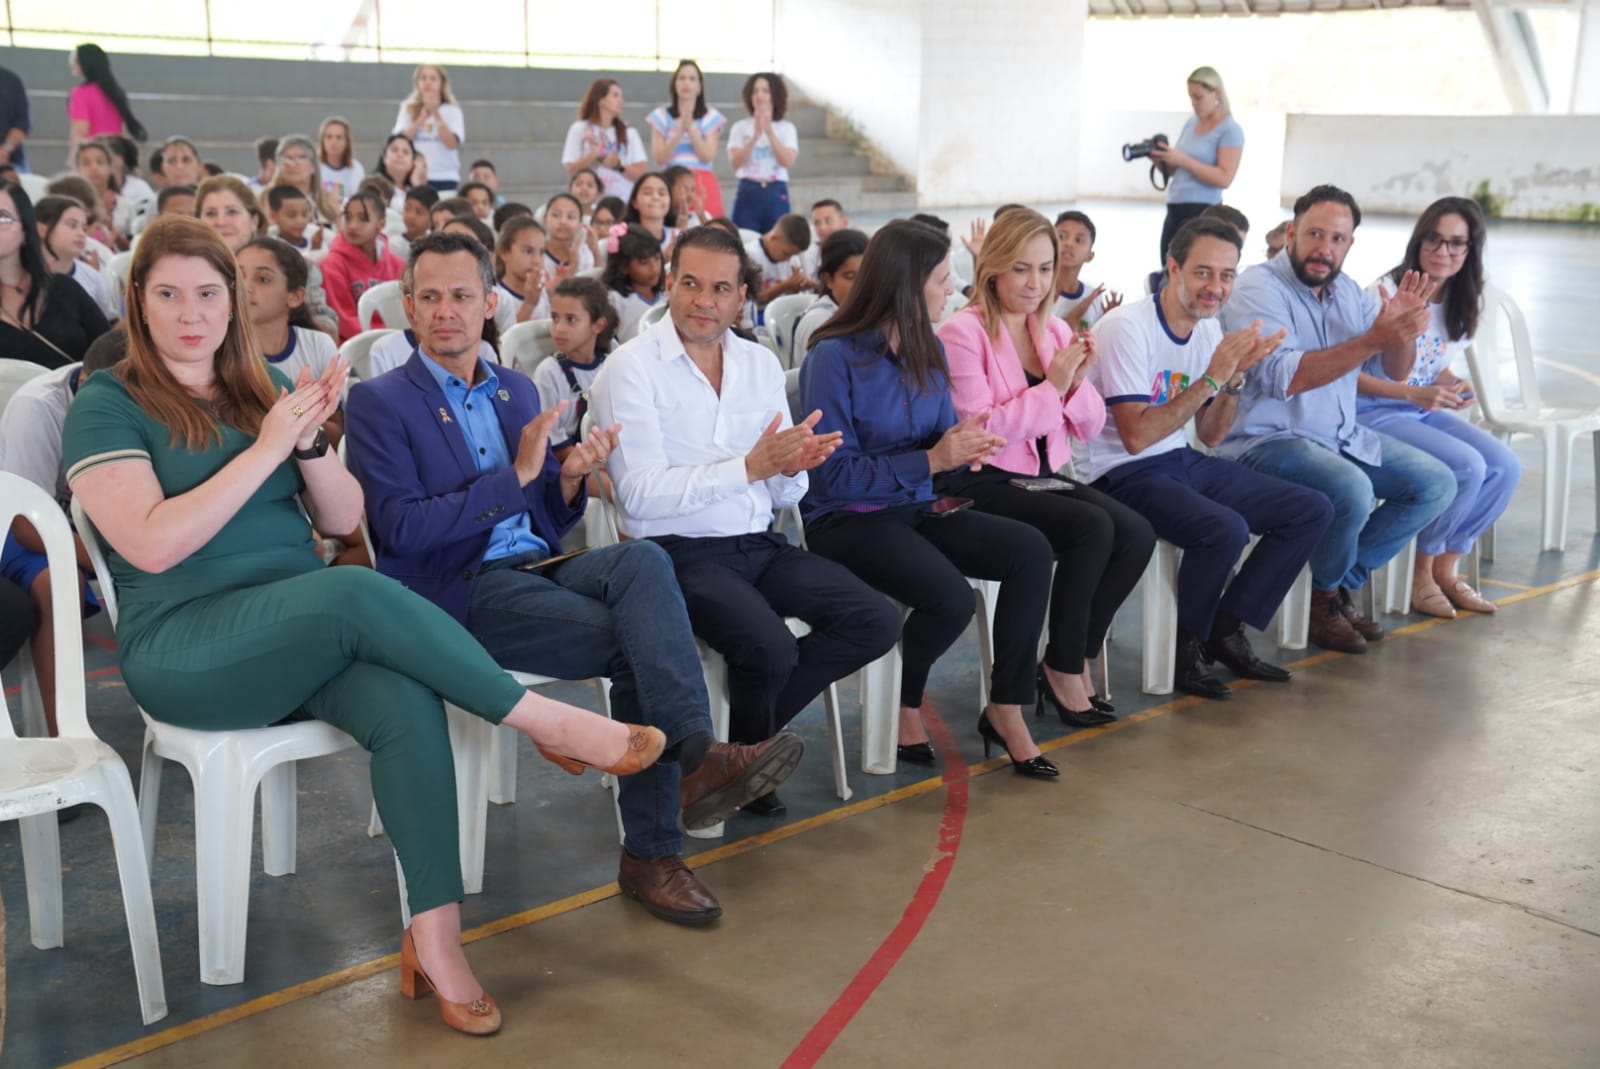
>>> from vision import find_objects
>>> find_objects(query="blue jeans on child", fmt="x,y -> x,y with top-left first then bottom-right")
731,178 -> 791,233
1361,410 -> 1520,556
1235,432 -> 1455,592
466,540 -> 710,862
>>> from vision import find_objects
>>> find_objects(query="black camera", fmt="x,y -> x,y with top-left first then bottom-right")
1121,134 -> 1169,162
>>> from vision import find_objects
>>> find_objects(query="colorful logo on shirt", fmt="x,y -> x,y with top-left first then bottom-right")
1150,369 -> 1190,404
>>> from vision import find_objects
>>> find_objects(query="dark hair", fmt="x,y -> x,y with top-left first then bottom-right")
255,137 -> 280,165
101,134 -> 140,173
402,231 -> 501,351
238,237 -> 317,330
442,213 -> 496,251
774,213 -> 811,251
993,203 -> 1028,221
468,158 -> 497,174
666,59 -> 709,121
358,173 -> 395,205
591,195 -> 625,224
82,325 -> 129,375
432,196 -> 471,219
1293,184 -> 1362,228
33,195 -> 87,266
552,276 -> 617,351
1167,216 -> 1243,266
343,187 -> 387,225
662,165 -> 694,226
603,225 -> 665,297
157,185 -> 196,212
494,215 -> 545,278
810,220 -> 952,395
811,198 -> 844,215
696,217 -> 763,295
74,44 -> 147,141
203,161 -> 224,178
908,212 -> 949,235
579,79 -> 630,160
669,223 -> 749,278
0,182 -> 62,330
264,185 -> 307,214
623,172 -> 672,226
741,73 -> 788,120
1200,203 -> 1250,238
44,174 -> 102,226
157,137 -> 200,174
458,181 -> 494,204
816,228 -> 868,293
404,185 -> 440,210
1388,196 -> 1485,341
493,201 -> 533,230
74,139 -> 116,188
1054,209 -> 1097,245
568,167 -> 603,196
375,134 -> 417,188
544,191 -> 584,220
148,147 -> 163,175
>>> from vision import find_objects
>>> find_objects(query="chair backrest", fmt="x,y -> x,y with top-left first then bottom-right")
1467,283 -> 1542,422
575,267 -> 603,281
0,475 -> 89,738
784,367 -> 804,425
356,280 -> 409,331
639,302 -> 670,333
70,497 -> 121,628
107,250 -> 134,312
764,293 -> 814,367
502,319 -> 555,376
575,411 -> 622,546
338,328 -> 399,382
336,437 -> 381,564
0,358 -> 50,417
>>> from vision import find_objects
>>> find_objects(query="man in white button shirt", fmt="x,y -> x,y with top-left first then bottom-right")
592,226 -> 900,816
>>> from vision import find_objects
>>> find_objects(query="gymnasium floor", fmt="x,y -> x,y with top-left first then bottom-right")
4,202 -> 1598,1068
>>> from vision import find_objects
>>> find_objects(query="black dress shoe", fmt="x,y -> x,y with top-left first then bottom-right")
1175,636 -> 1232,700
896,742 -> 936,765
1034,666 -> 1115,727
1205,627 -> 1292,683
742,791 -> 787,818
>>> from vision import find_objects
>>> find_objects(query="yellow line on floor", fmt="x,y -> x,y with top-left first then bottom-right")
1479,578 -> 1534,591
65,565 -> 1600,1069
1536,356 -> 1600,391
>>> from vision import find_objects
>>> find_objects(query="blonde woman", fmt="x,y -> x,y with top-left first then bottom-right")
393,65 -> 465,191
1149,66 -> 1244,263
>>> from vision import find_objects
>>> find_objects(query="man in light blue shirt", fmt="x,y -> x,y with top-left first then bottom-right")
1218,185 -> 1454,654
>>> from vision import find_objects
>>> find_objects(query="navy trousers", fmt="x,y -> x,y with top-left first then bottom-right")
1096,447 -> 1334,640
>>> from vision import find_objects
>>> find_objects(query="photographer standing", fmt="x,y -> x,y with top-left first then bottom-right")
1150,66 -> 1244,264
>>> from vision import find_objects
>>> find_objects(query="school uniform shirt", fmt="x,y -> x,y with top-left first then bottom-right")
646,105 -> 727,174
492,279 -> 550,337
262,325 -> 338,383
318,232 -> 406,342
561,120 -> 648,200
744,236 -> 803,290
321,161 -> 366,208
728,118 -> 798,184
69,260 -> 117,321
531,352 -> 606,449
799,243 -> 821,282
112,178 -> 155,240
607,288 -> 663,343
1051,279 -> 1106,329
368,331 -> 501,379
1355,275 -> 1471,424
1084,295 -> 1222,482
0,362 -> 79,508
589,313 -> 805,539
544,243 -> 596,274
392,103 -> 466,183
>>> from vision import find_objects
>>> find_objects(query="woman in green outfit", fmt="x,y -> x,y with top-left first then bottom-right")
62,215 -> 665,1037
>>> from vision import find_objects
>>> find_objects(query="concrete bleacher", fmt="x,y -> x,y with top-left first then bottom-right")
5,47 -> 914,213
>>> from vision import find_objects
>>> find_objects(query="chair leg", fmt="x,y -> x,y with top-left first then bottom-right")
1141,546 -> 1177,696
193,762 -> 259,985
822,682 -> 852,801
1277,566 -> 1312,650
259,761 -> 297,877
446,705 -> 493,896
488,724 -> 518,805
1480,520 -> 1495,562
972,581 -> 999,712
18,811 -> 63,949
394,851 -> 412,929
137,734 -> 164,868
1359,580 -> 1377,622
92,764 -> 170,1024
1591,430 -> 1600,534
688,646 -> 731,840
859,645 -> 902,775
1381,538 -> 1417,616
1541,431 -> 1566,551
17,643 -> 47,738
1096,641 -> 1111,703
1468,540 -> 1481,589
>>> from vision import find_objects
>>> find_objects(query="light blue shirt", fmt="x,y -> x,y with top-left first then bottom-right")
1217,252 -> 1384,466
1167,114 -> 1244,206
418,350 -> 548,563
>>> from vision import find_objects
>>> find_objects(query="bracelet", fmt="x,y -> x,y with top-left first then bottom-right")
1202,374 -> 1222,393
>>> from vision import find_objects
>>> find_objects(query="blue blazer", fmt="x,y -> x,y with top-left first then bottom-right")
344,349 -> 585,625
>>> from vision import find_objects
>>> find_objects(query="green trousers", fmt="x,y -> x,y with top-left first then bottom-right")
121,566 -> 528,915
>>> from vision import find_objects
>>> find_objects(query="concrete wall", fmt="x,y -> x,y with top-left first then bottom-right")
1282,114 -> 1600,221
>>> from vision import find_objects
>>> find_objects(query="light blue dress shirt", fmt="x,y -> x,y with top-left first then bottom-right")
1217,252 -> 1383,465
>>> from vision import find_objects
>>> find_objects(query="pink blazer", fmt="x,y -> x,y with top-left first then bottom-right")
938,306 -> 1105,476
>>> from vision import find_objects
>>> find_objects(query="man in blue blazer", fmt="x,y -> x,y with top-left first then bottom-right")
345,233 -> 804,926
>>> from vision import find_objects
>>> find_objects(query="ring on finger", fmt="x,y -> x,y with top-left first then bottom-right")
293,405 -> 305,417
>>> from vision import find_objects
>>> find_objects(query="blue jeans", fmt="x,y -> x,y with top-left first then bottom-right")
730,178 -> 790,233
1236,433 -> 1455,592
1363,410 -> 1521,556
467,541 -> 710,860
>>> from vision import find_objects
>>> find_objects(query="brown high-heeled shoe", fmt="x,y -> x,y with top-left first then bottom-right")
399,929 -> 501,1036
536,724 -> 667,777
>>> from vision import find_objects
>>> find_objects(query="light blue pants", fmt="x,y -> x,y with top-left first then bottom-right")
1363,410 -> 1521,556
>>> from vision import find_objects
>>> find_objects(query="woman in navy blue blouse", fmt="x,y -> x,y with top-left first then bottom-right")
798,221 -> 1060,778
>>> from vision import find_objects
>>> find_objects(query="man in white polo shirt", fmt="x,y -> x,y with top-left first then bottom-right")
592,225 -> 899,815
1086,217 -> 1333,700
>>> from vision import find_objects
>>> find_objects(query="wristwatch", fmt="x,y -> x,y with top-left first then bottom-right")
293,428 -> 330,460
1221,379 -> 1245,396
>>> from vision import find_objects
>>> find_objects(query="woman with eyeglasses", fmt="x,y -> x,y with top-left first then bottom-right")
1356,196 -> 1517,618
0,180 -> 110,369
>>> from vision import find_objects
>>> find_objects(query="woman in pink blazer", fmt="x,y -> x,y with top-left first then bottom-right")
938,208 -> 1154,726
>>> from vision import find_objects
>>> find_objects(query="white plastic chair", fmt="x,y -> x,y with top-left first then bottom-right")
106,251 -> 134,314
502,318 -> 556,376
73,498 -> 364,986
639,302 -> 670,334
338,328 -> 398,382
1,475 -> 167,1024
1464,283 -> 1600,551
0,358 -> 49,414
940,292 -> 967,324
356,279 -> 409,332
575,267 -> 603,281
18,171 -> 49,203
764,293 -> 814,368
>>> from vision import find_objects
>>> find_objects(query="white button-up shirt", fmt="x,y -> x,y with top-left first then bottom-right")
590,314 -> 806,539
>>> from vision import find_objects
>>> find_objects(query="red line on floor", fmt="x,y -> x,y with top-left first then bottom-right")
779,702 -> 971,1069
85,631 -> 118,652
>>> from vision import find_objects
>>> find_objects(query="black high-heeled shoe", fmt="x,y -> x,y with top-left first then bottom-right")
977,711 -> 1059,779
1089,695 -> 1115,715
896,742 -> 936,765
1035,666 -> 1115,728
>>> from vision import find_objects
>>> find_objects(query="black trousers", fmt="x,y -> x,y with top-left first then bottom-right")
0,576 -> 31,668
942,469 -> 1155,674
1159,202 -> 1210,264
651,532 -> 900,745
806,504 -> 1053,708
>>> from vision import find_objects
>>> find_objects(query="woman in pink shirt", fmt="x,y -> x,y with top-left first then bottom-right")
938,208 -> 1154,726
66,45 -> 146,162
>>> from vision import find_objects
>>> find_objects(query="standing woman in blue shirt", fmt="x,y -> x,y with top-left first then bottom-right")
800,220 -> 1060,778
1150,66 -> 1244,264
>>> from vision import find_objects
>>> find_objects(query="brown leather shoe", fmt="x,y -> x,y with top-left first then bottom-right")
618,851 -> 722,926
1337,588 -> 1385,641
1309,590 -> 1367,654
678,733 -> 805,831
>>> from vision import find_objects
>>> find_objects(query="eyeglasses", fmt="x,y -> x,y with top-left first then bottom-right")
280,153 -> 313,163
1421,234 -> 1470,256
0,212 -> 16,227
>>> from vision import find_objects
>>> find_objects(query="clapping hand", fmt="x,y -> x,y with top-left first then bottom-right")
928,411 -> 1005,473
744,411 -> 841,481
562,420 -> 621,479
